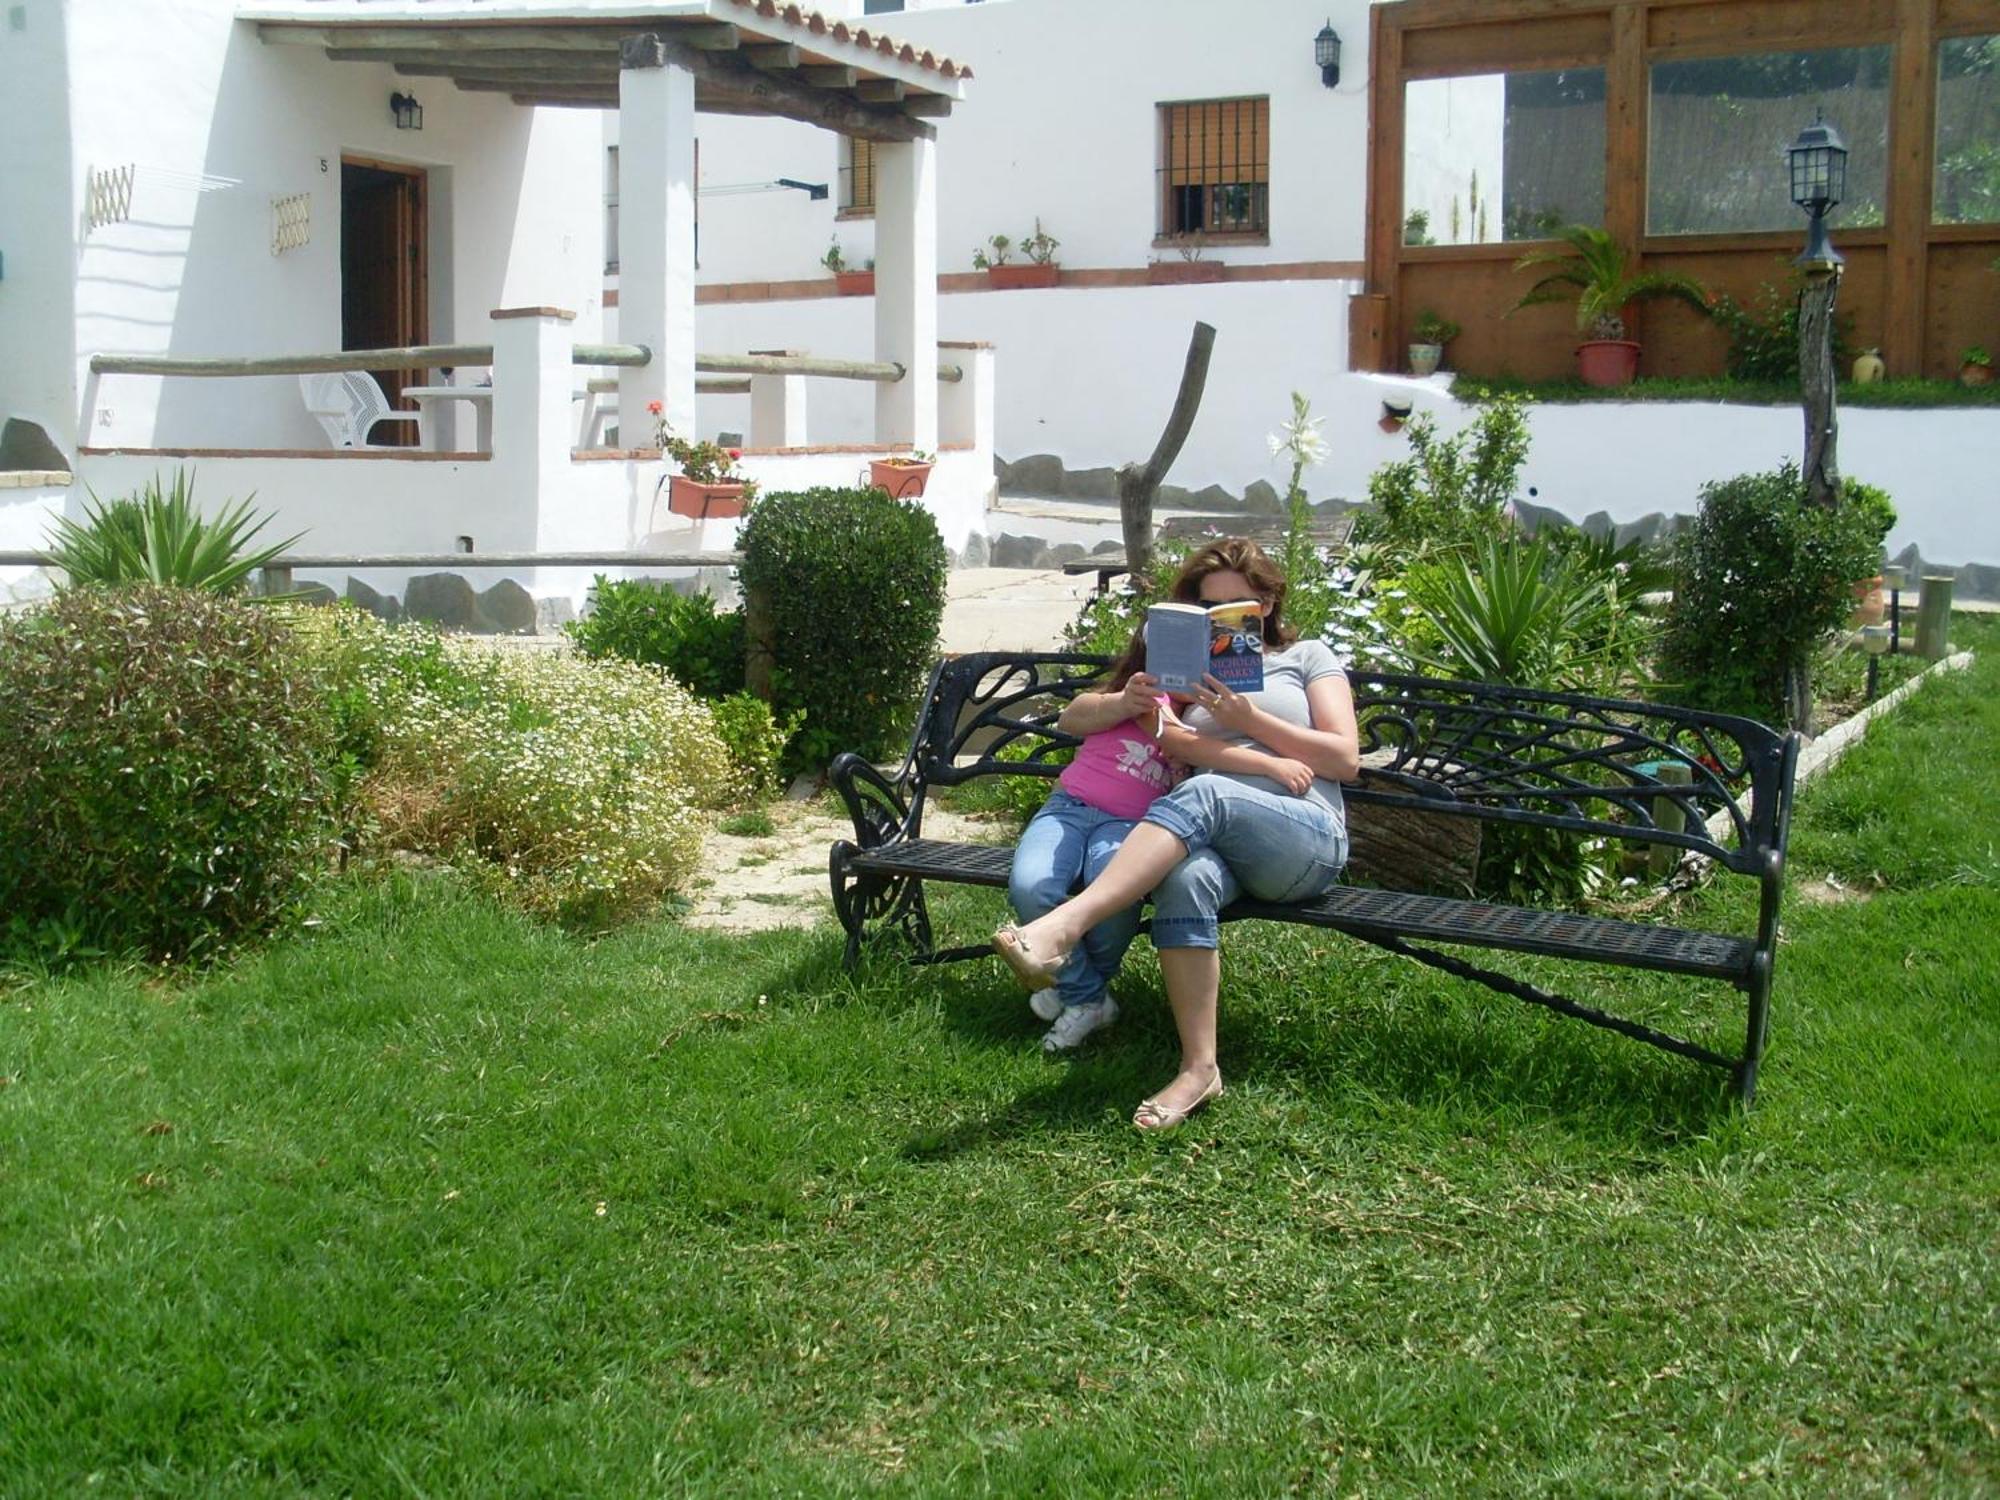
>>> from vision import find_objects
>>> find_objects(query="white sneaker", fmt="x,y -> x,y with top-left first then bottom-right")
1042,997 -> 1119,1053
1028,986 -> 1064,1022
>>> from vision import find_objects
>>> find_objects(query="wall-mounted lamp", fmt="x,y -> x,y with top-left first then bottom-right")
1315,20 -> 1342,88
391,91 -> 424,131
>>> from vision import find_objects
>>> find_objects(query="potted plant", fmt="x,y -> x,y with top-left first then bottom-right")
1408,310 -> 1461,377
980,219 -> 1059,289
869,449 -> 935,498
649,402 -> 757,520
1147,231 -> 1225,285
1509,224 -> 1711,388
823,237 -> 874,297
1959,346 -> 1992,386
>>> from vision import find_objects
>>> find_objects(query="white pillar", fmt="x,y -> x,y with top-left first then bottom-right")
489,305 -> 576,502
748,349 -> 809,447
872,135 -> 938,452
617,36 -> 697,450
938,340 -> 994,458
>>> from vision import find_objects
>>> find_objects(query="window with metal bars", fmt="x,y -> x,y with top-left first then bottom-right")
840,136 -> 876,215
1157,97 -> 1270,238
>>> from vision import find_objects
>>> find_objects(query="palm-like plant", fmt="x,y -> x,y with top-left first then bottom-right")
1510,224 -> 1711,340
45,469 -> 302,595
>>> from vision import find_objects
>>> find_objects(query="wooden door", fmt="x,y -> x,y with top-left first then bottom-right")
340,158 -> 429,440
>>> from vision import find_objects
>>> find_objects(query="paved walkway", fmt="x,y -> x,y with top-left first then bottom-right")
940,567 -> 1100,654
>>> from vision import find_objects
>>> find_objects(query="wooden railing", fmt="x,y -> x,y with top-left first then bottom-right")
89,344 -> 964,382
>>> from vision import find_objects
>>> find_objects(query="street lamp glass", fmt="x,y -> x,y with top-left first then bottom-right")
1785,117 -> 1847,210
1315,21 -> 1341,87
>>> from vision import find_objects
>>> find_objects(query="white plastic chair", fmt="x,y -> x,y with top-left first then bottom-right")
299,371 -> 422,449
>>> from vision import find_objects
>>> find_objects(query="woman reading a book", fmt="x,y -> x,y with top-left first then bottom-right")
993,538 -> 1360,1131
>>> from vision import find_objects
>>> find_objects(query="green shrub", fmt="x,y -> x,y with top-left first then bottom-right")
1661,465 -> 1894,728
1357,395 -> 1531,555
1709,275 -> 1855,384
45,468 -> 301,594
737,487 -> 948,775
0,587 -> 335,962
361,642 -> 737,927
709,691 -> 804,802
565,577 -> 745,700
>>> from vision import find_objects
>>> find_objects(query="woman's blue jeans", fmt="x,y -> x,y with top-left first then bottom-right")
1140,776 -> 1348,950
1007,789 -> 1142,1010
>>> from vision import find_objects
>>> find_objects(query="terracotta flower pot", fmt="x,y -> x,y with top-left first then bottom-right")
1576,339 -> 1641,388
1960,361 -> 1993,387
985,263 -> 1060,290
1147,260 -> 1226,285
833,271 -> 875,297
667,475 -> 748,520
1848,573 -> 1886,627
869,459 -> 933,498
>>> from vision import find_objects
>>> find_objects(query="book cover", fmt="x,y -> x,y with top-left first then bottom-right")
1145,601 -> 1265,694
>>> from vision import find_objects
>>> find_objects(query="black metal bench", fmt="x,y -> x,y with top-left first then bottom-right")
829,652 -> 1801,1102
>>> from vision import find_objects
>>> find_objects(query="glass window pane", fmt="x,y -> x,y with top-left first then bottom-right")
1648,47 -> 1890,235
1402,69 -> 1604,247
1935,36 -> 2000,224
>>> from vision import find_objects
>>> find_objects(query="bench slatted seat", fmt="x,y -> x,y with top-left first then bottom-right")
830,652 -> 1800,1102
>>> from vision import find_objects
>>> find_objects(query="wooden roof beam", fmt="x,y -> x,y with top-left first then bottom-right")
620,32 -> 931,142
855,78 -> 905,104
744,43 -> 801,72
799,64 -> 858,89
903,93 -> 952,119
261,23 -> 623,53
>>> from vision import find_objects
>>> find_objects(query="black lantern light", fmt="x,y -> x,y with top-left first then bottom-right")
390,91 -> 424,131
1785,111 -> 1847,266
1315,20 -> 1342,89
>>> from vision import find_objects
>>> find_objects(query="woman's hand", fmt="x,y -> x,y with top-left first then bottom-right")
1120,670 -> 1163,720
1194,675 -> 1260,735
1263,757 -> 1315,795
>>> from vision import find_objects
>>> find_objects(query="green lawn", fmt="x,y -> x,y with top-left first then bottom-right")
2,626 -> 1995,1496
1450,373 -> 2000,409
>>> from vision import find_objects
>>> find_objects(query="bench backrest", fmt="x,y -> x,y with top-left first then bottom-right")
907,652 -> 1797,876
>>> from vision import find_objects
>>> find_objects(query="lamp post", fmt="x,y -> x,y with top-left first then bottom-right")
1787,113 -> 1847,511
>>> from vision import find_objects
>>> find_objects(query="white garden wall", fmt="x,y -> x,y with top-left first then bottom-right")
0,0 -> 79,459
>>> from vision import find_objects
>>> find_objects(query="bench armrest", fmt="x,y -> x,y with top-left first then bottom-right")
829,751 -> 921,849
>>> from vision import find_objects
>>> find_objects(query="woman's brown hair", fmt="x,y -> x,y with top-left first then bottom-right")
1166,537 -> 1298,649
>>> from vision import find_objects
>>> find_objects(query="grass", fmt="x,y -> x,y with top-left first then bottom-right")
1450,373 -> 2000,408
2,625 -> 1995,1495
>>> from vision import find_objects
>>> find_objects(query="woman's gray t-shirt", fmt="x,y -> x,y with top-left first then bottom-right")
1179,637 -> 1349,828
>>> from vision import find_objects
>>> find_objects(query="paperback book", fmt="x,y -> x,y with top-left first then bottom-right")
1144,600 -> 1266,694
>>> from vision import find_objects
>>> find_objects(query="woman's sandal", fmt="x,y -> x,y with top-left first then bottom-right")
1133,1070 -> 1225,1133
992,924 -> 1066,992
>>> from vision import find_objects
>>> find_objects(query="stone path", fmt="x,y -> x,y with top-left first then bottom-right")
684,797 -> 1001,935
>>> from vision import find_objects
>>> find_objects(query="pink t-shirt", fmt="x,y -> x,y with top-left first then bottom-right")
1058,710 -> 1176,819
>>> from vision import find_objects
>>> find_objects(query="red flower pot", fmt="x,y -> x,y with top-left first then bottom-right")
1848,573 -> 1886,627
834,271 -> 875,297
986,263 -> 1060,290
1576,340 -> 1641,388
1147,260 -> 1226,285
869,459 -> 933,499
667,475 -> 748,520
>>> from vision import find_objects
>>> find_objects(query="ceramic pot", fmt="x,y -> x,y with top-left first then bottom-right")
1851,349 -> 1886,384
1848,573 -> 1886,627
869,459 -> 933,498
1408,342 -> 1443,377
1576,339 -> 1641,388
667,476 -> 747,520
986,263 -> 1059,290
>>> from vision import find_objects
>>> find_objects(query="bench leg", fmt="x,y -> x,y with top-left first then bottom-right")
1735,954 -> 1774,1106
829,841 -> 934,969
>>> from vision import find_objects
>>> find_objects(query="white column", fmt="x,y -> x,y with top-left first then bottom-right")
617,36 -> 697,449
748,349 -> 809,447
489,305 -> 576,502
937,340 -> 995,457
872,135 -> 938,451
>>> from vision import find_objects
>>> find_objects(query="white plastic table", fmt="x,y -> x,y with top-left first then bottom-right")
405,385 -> 494,453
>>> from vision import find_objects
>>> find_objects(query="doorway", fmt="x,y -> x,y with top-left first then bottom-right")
340,157 -> 429,442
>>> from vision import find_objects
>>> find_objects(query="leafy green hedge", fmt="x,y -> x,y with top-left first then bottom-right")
737,486 -> 948,775
566,577 -> 746,701
0,588 -> 334,962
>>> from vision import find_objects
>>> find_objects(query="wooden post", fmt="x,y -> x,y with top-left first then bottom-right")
1799,263 -> 1841,510
1916,574 -> 1954,661
743,578 -> 775,700
1116,321 -> 1216,587
1647,762 -> 1693,881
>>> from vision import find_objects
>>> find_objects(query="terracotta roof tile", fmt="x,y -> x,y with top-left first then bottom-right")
721,0 -> 970,82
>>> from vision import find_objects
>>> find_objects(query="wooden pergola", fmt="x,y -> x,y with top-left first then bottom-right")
247,0 -> 971,451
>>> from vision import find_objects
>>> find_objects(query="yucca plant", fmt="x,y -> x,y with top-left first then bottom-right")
1509,224 -> 1712,340
45,469 -> 302,595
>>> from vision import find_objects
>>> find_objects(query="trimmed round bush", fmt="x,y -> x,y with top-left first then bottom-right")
737,486 -> 948,774
0,587 -> 334,961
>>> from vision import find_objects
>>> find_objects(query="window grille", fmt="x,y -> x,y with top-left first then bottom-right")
841,136 -> 876,215
1158,97 -> 1269,237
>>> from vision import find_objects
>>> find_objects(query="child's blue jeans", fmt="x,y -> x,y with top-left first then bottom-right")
1007,789 -> 1143,1011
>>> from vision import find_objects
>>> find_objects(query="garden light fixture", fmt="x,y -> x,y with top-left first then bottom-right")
1786,112 -> 1847,266
390,91 -> 424,131
1315,21 -> 1341,88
